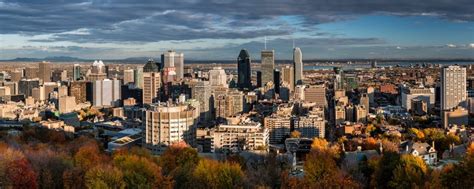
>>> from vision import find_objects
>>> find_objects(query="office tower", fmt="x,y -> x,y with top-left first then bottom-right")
88,60 -> 107,81
367,87 -> 375,104
345,105 -> 354,122
237,49 -> 252,89
441,65 -> 467,111
73,64 -> 81,81
256,71 -> 262,88
333,67 -> 344,90
143,59 -> 160,72
355,105 -> 368,124
304,85 -> 327,107
335,105 -> 346,125
209,67 -> 227,87
2,82 -> 17,95
24,67 -> 39,79
123,69 -> 134,85
9,70 -> 22,82
31,87 -> 45,101
411,99 -> 428,116
261,50 -> 274,86
273,69 -> 280,95
161,50 -> 184,81
134,67 -> 144,88
371,60 -> 378,68
144,103 -> 199,153
142,72 -> 161,104
293,47 -> 303,85
52,70 -> 67,82
43,82 -> 58,99
0,87 -> 11,97
192,80 -> 212,121
38,61 -> 52,82
58,96 -> 77,113
69,81 -> 87,103
281,66 -> 294,91
92,79 -> 121,107
226,89 -> 244,116
18,79 -> 40,97
264,115 -> 291,144
359,93 -> 370,110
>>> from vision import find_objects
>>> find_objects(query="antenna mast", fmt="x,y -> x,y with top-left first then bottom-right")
264,36 -> 267,50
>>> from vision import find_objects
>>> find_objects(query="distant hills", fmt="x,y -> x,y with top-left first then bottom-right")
2,56 -> 473,64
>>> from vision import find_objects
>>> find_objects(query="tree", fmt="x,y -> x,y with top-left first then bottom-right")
290,131 -> 301,138
6,158 -> 38,189
159,146 -> 199,188
304,150 -> 358,188
389,155 -> 428,188
84,165 -> 125,189
113,154 -> 173,189
74,143 -> 107,170
192,159 -> 245,189
371,151 -> 401,188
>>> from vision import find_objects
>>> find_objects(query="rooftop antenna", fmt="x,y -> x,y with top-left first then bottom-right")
293,39 -> 295,49
264,36 -> 267,50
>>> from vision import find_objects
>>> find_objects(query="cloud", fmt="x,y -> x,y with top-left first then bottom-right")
1,0 -> 473,43
469,43 -> 474,48
446,44 -> 457,48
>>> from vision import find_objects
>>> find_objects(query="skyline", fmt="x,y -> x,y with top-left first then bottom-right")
1,0 -> 474,60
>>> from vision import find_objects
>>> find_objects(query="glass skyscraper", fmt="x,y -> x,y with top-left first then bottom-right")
237,49 -> 252,90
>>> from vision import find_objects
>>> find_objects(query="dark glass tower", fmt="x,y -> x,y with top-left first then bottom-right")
143,59 -> 161,73
237,49 -> 252,90
256,71 -> 262,88
273,69 -> 280,95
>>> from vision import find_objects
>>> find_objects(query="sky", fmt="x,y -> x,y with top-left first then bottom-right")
0,0 -> 473,60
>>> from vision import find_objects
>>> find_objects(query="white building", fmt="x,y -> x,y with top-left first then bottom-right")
441,65 -> 467,111
208,67 -> 227,87
401,87 -> 435,111
212,118 -> 268,153
93,79 -> 121,107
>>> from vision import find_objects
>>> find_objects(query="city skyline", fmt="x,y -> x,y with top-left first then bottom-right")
1,0 -> 474,60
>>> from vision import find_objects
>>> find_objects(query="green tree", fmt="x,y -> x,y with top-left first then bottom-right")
84,165 -> 125,189
192,159 -> 245,189
389,154 -> 428,188
114,154 -> 173,189
159,146 -> 199,188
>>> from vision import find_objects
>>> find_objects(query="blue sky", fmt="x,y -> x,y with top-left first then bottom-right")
0,0 -> 473,60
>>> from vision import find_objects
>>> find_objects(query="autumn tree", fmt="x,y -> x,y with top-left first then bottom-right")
192,159 -> 245,189
84,165 -> 125,189
371,151 -> 401,188
6,158 -> 38,189
159,145 -> 199,188
113,154 -> 173,189
74,142 -> 107,170
290,130 -> 301,138
389,154 -> 428,188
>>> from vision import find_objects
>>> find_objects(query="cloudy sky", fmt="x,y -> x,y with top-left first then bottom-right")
0,0 -> 473,60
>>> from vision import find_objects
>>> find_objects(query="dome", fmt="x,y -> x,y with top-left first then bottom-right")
92,60 -> 105,67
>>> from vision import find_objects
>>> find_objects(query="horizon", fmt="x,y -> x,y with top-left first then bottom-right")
1,1 -> 474,60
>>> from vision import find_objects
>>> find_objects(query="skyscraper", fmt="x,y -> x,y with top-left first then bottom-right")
161,50 -> 184,81
281,66 -> 294,91
209,67 -> 227,87
38,61 -> 52,83
293,47 -> 303,85
142,72 -> 161,104
143,59 -> 160,73
123,69 -> 134,85
261,50 -> 274,86
88,60 -> 107,81
18,79 -> 40,97
256,71 -> 262,88
441,65 -> 467,111
273,69 -> 280,95
134,67 -> 144,88
73,64 -> 81,81
237,49 -> 251,90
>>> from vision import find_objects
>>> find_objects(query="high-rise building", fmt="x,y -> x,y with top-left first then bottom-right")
142,72 -> 161,104
161,50 -> 184,81
144,103 -> 199,153
209,67 -> 227,87
281,66 -> 294,91
294,116 -> 325,139
24,67 -> 38,79
2,82 -> 17,95
273,69 -> 280,95
69,81 -> 88,103
31,87 -> 45,101
58,85 -> 68,98
192,80 -> 212,121
293,47 -> 303,85
211,118 -> 268,152
256,71 -> 262,88
237,49 -> 252,90
261,50 -> 274,86
43,82 -> 58,99
92,79 -> 121,107
123,69 -> 134,85
333,67 -> 344,90
134,67 -> 144,88
9,70 -> 22,82
51,70 -> 67,82
441,65 -> 467,111
401,87 -> 435,111
304,85 -> 327,107
359,93 -> 370,110
143,59 -> 160,73
58,96 -> 77,114
73,64 -> 81,81
264,115 -> 292,144
443,106 -> 468,127
38,61 -> 52,83
335,105 -> 346,126
18,79 -> 40,97
88,60 -> 107,81
355,105 -> 368,124
345,105 -> 354,122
